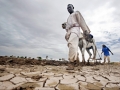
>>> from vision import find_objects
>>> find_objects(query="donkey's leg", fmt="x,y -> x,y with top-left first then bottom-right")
80,48 -> 86,65
92,39 -> 97,64
81,49 -> 86,64
79,47 -> 85,64
86,48 -> 92,64
92,45 -> 97,64
81,39 -> 87,64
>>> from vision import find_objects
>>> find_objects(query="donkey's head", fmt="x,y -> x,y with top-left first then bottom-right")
86,34 -> 93,43
62,22 -> 67,29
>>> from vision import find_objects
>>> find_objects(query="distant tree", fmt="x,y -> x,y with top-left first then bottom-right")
59,58 -> 61,61
10,55 -> 13,57
37,57 -> 42,60
25,56 -> 27,59
46,56 -> 48,60
20,56 -> 24,58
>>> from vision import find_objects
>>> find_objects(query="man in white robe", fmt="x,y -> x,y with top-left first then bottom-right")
63,4 -> 90,70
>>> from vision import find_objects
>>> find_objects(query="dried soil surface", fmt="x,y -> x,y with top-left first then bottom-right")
0,56 -> 120,90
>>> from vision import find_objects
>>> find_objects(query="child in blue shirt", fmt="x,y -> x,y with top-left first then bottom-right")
101,45 -> 113,64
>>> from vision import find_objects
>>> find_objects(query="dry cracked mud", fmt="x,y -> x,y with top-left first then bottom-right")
0,64 -> 120,90
0,56 -> 120,90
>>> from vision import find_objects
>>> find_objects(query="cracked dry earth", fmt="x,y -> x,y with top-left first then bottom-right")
0,64 -> 120,90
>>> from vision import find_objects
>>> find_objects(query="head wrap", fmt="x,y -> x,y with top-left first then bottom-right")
67,4 -> 74,9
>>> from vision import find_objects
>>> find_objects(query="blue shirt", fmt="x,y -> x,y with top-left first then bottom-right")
102,47 -> 110,56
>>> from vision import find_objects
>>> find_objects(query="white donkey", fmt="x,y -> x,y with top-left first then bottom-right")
78,33 -> 97,64
62,22 -> 97,64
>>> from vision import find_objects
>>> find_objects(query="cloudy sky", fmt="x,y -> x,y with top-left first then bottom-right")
0,0 -> 120,62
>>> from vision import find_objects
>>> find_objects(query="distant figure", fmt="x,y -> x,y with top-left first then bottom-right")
101,45 -> 113,64
62,4 -> 90,70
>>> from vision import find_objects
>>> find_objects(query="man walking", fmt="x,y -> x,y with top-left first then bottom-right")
101,45 -> 113,64
63,4 -> 90,70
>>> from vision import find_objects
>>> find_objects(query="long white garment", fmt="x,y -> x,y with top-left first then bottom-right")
68,33 -> 79,62
66,11 -> 90,62
67,12 -> 80,62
